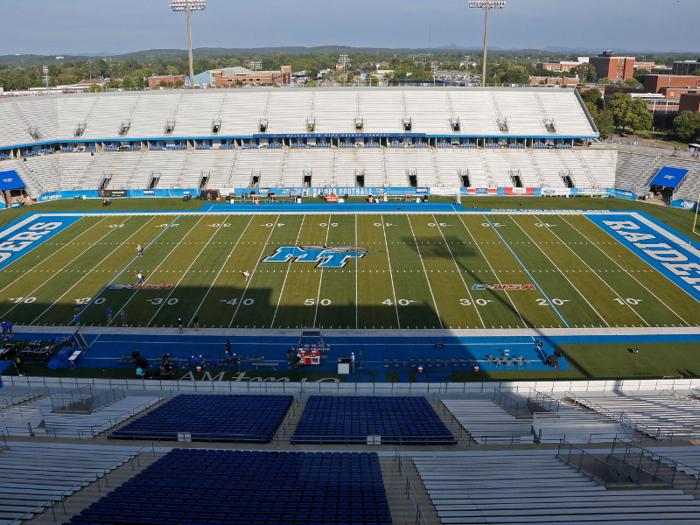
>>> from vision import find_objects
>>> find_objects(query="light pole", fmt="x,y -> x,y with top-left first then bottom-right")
169,0 -> 206,89
469,0 -> 505,87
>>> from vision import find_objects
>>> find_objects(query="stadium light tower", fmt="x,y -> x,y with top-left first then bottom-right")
169,0 -> 206,89
469,0 -> 505,87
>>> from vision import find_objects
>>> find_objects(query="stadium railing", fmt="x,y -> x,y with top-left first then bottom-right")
394,448 -> 430,525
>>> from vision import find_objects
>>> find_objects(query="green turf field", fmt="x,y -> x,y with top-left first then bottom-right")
2,207 -> 700,330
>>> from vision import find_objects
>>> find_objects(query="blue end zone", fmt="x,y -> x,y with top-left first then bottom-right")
0,213 -> 83,270
586,212 -> 700,303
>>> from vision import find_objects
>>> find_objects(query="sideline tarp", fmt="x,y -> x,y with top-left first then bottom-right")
649,167 -> 689,189
0,170 -> 25,191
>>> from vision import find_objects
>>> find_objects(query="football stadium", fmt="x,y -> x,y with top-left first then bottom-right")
3,10 -> 700,525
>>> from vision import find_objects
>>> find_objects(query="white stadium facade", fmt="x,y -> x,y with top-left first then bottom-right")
0,87 -> 698,205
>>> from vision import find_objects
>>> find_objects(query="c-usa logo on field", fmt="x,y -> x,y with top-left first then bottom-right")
263,246 -> 369,268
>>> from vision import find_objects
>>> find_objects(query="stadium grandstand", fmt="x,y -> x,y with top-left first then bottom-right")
2,83 -> 700,525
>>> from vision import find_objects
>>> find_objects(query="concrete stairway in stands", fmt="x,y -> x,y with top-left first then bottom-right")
379,455 -> 439,525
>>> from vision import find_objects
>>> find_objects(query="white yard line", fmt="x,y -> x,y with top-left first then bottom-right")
405,216 -> 443,329
312,216 -> 332,328
561,215 -> 690,327
0,217 -> 108,296
108,216 -> 205,326
534,214 -> 650,327
187,215 -> 254,327
228,215 -> 282,328
147,216 -> 232,326
0,217 -> 131,320
509,216 -> 609,328
455,214 -> 524,328
355,214 -> 358,330
32,217 -> 156,324
380,215 -> 401,329
432,215 -> 485,329
269,215 -> 305,329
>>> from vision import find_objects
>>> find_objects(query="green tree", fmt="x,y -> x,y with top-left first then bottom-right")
580,88 -> 604,111
121,76 -> 136,89
598,77 -> 612,85
175,79 -> 185,88
501,65 -> 530,85
628,98 -> 653,132
693,69 -> 700,76
674,111 -> 700,141
306,79 -> 317,87
89,82 -> 100,93
595,109 -> 615,139
622,77 -> 642,87
570,63 -> 597,82
609,93 -> 633,129
633,68 -> 649,81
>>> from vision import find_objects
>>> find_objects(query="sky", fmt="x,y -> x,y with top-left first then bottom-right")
3,0 -> 699,56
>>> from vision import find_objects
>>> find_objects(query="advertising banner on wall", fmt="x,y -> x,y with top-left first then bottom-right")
539,188 -> 572,196
671,199 -> 698,212
465,188 -> 497,195
607,189 -> 637,200
575,188 -> 608,196
503,187 -> 536,195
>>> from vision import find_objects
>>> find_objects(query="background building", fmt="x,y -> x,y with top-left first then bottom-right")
148,75 -> 186,89
672,60 -> 700,76
589,50 -> 635,81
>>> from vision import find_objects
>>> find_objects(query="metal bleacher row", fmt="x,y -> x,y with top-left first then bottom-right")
0,88 -> 595,147
64,449 -> 391,525
291,396 -> 455,445
414,453 -> 700,525
0,443 -> 135,525
2,147 -> 619,195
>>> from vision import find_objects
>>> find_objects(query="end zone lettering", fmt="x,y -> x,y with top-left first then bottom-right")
110,284 -> 173,290
472,284 -> 536,291
0,214 -> 83,270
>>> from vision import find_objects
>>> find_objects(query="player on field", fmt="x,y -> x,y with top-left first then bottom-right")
135,271 -> 145,286
137,243 -> 143,257
241,271 -> 251,282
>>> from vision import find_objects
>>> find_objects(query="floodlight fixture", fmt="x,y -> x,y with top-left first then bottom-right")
469,0 -> 506,87
169,0 -> 207,89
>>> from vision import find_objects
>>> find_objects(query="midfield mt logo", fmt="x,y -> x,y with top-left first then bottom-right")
263,246 -> 369,268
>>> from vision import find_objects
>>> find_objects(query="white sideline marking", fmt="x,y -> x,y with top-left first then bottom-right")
33,217 -> 157,324
188,215 -> 254,327
509,216 -> 608,328
534,214 -> 650,327
147,215 -> 232,326
228,215 -> 281,328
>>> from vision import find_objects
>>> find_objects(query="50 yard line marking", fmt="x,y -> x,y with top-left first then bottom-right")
535,214 -> 649,327
312,216 -> 332,328
188,215 -> 254,327
147,215 -> 232,326
0,216 -> 131,321
561,215 -> 689,326
406,217 -> 443,329
509,216 -> 608,328
228,214 -> 282,328
433,215 -> 485,329
0,217 -> 107,297
380,215 -> 400,329
269,215 -> 306,329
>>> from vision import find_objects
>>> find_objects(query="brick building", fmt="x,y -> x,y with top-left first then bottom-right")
644,75 -> 700,94
148,75 -> 186,89
679,93 -> 700,113
214,66 -> 292,87
672,60 -> 700,76
529,76 -> 579,87
589,51 -> 635,81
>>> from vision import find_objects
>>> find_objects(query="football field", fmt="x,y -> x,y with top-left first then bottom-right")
2,210 -> 700,331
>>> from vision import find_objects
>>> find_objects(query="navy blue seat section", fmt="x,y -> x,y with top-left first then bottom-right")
109,394 -> 293,443
291,396 -> 455,445
65,449 -> 392,525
